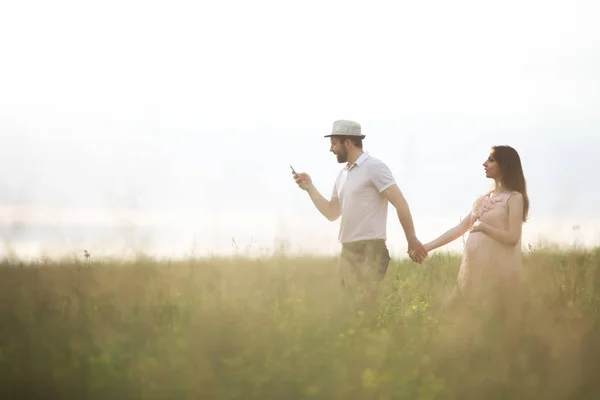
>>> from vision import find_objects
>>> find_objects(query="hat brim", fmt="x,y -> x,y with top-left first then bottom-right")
324,133 -> 366,139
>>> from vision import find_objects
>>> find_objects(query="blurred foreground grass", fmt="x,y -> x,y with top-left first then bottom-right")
1,247 -> 600,399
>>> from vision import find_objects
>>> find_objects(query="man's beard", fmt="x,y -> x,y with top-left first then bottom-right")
336,151 -> 347,163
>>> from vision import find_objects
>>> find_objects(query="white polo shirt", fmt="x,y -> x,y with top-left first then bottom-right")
331,152 -> 396,244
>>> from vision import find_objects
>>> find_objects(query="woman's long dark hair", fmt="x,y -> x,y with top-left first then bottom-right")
493,145 -> 530,222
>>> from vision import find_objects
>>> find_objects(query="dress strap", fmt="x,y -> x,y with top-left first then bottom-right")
502,191 -> 521,204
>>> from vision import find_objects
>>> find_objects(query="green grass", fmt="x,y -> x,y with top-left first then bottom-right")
1,246 -> 600,399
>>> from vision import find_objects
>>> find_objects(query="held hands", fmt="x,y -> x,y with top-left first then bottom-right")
407,236 -> 428,264
292,171 -> 313,191
415,241 -> 436,259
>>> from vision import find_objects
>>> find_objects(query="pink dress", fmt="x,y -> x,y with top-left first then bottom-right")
455,191 -> 523,301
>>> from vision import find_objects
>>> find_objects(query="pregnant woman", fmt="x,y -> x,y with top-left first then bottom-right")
420,145 -> 530,313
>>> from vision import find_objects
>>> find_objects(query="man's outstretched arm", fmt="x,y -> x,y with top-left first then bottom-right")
382,184 -> 427,261
368,162 -> 427,262
382,184 -> 418,241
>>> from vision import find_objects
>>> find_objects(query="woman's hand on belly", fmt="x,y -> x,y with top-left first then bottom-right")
470,220 -> 487,233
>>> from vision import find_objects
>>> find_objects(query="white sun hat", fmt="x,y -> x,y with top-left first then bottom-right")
324,120 -> 365,139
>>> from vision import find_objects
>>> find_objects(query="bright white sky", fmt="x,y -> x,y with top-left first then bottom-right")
1,0 -> 599,259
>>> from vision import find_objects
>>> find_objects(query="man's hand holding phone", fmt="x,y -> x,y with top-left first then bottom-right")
291,165 -> 312,191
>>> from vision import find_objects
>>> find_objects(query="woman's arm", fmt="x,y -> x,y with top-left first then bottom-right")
471,193 -> 524,247
424,212 -> 473,252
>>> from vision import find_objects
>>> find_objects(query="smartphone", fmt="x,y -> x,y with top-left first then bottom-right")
290,165 -> 297,174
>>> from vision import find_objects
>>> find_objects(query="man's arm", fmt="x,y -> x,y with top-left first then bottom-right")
381,184 -> 418,241
307,186 -> 340,222
368,161 -> 427,261
368,162 -> 417,240
293,171 -> 340,221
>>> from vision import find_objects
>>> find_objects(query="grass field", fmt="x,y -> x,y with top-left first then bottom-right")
1,246 -> 600,399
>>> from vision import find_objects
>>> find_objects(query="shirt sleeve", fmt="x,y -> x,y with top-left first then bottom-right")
368,161 -> 396,193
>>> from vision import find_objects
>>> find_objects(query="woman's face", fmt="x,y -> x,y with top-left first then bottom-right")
483,150 -> 501,180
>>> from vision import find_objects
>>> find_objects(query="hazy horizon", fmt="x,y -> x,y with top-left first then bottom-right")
2,0 -> 599,260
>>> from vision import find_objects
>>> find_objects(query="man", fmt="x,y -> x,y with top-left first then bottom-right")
293,119 -> 427,290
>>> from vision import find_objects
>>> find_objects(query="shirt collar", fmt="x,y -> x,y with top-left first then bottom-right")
345,152 -> 369,170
